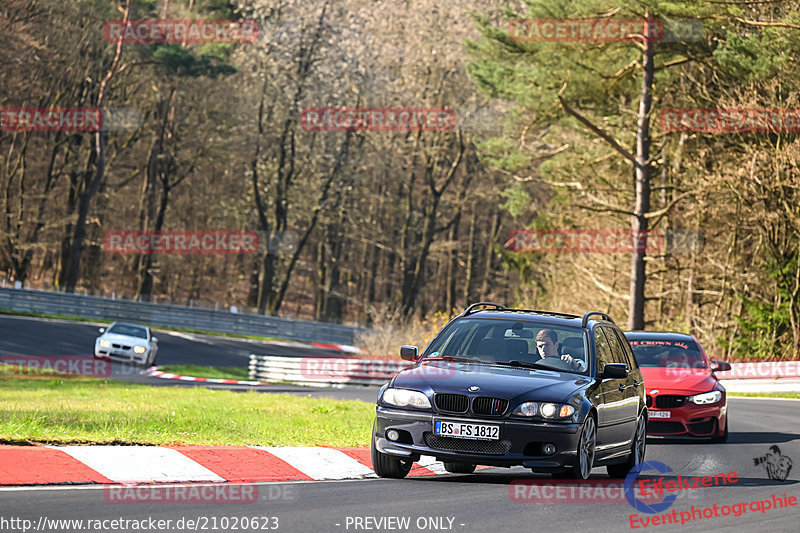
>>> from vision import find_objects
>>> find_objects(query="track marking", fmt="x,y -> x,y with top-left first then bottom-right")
252,446 -> 377,480
54,446 -> 225,483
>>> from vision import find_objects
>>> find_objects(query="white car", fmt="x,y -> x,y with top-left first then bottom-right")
94,322 -> 158,367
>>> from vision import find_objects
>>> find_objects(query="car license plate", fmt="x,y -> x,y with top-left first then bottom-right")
649,410 -> 671,419
434,420 -> 499,440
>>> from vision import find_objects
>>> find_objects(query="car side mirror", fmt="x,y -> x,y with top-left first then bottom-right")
151,336 -> 158,343
601,363 -> 628,379
710,360 -> 731,372
400,345 -> 419,361
98,328 -> 105,333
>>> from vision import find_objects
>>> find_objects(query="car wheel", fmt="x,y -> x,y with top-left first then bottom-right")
564,415 -> 596,480
607,414 -> 646,478
371,432 -> 412,479
443,462 -> 476,474
711,417 -> 728,443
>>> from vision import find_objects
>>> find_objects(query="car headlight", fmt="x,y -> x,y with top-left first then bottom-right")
512,402 -> 575,418
688,390 -> 722,405
99,340 -> 111,348
381,388 -> 431,409
512,402 -> 539,417
133,345 -> 147,354
541,403 -> 576,419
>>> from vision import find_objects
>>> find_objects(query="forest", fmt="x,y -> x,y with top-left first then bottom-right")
2,0 -> 800,361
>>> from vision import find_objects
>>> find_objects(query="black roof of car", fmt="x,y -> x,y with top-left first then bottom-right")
460,303 -> 616,329
624,331 -> 696,341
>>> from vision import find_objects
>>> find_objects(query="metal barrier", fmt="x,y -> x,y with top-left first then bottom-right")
249,354 -> 411,387
0,287 -> 355,344
249,355 -> 800,390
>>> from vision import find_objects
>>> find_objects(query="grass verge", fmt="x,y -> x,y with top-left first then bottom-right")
0,374 -> 374,446
157,365 -> 250,380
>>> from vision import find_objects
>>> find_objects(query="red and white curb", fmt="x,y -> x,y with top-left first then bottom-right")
311,342 -> 362,354
144,367 -> 270,386
0,446 -> 474,485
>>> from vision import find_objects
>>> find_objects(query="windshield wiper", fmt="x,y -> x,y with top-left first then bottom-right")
493,360 -> 540,369
425,356 -> 484,363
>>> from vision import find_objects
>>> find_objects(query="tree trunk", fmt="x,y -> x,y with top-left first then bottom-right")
627,23 -> 655,330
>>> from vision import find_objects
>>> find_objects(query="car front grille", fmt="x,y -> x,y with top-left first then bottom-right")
687,418 -> 716,435
654,395 -> 686,409
423,432 -> 511,455
472,396 -> 509,416
648,421 -> 685,434
112,344 -> 132,350
646,395 -> 653,408
435,393 -> 469,413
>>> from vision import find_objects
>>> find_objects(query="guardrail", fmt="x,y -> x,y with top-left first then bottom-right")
249,354 -> 411,387
0,287 -> 355,344
250,355 -> 800,390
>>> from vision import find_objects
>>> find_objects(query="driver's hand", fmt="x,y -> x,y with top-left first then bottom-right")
562,354 -> 586,371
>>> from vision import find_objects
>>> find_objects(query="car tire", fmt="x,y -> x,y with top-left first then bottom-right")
711,417 -> 728,443
607,414 -> 647,478
371,432 -> 412,479
443,462 -> 476,474
563,415 -> 596,480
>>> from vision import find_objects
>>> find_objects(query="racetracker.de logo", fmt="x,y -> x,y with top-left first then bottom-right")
104,231 -> 258,255
661,108 -> 800,133
506,229 -> 696,254
510,479 -> 664,503
1,355 -> 111,378
509,18 -> 664,42
104,19 -> 259,43
1,108 -> 102,132
300,108 -> 456,132
104,484 -> 259,504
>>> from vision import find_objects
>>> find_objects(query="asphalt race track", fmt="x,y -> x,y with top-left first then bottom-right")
0,314 -> 377,401
0,398 -> 797,533
1,315 -> 799,532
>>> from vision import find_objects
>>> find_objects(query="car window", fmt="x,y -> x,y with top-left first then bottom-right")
612,329 -> 639,370
423,318 -> 587,374
602,327 -> 629,367
593,327 -> 614,374
626,338 -> 707,368
107,324 -> 148,339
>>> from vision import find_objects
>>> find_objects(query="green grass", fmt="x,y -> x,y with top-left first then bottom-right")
0,375 -> 374,446
729,392 -> 800,399
157,365 -> 250,380
0,308 -> 295,343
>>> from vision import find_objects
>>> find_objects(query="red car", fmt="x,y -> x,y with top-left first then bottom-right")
624,331 -> 730,442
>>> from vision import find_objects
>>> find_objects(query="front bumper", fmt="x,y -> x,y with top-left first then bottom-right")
374,406 -> 581,471
94,346 -> 148,365
647,402 -> 726,437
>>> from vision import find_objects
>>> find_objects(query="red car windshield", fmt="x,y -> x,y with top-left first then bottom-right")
628,339 -> 707,369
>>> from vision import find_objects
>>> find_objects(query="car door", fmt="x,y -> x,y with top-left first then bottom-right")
603,327 -> 640,444
592,327 -> 623,450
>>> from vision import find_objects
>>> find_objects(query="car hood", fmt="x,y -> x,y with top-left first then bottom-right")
390,361 -> 590,403
99,333 -> 148,345
639,366 -> 720,393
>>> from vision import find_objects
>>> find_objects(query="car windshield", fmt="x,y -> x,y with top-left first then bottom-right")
423,318 -> 589,375
107,324 -> 148,339
627,338 -> 707,369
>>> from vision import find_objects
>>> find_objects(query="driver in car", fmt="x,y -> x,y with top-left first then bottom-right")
535,329 -> 587,371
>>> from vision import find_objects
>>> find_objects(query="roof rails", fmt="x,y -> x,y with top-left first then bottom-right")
581,311 -> 614,328
463,302 -> 507,315
508,308 -> 580,319
462,302 -> 580,320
